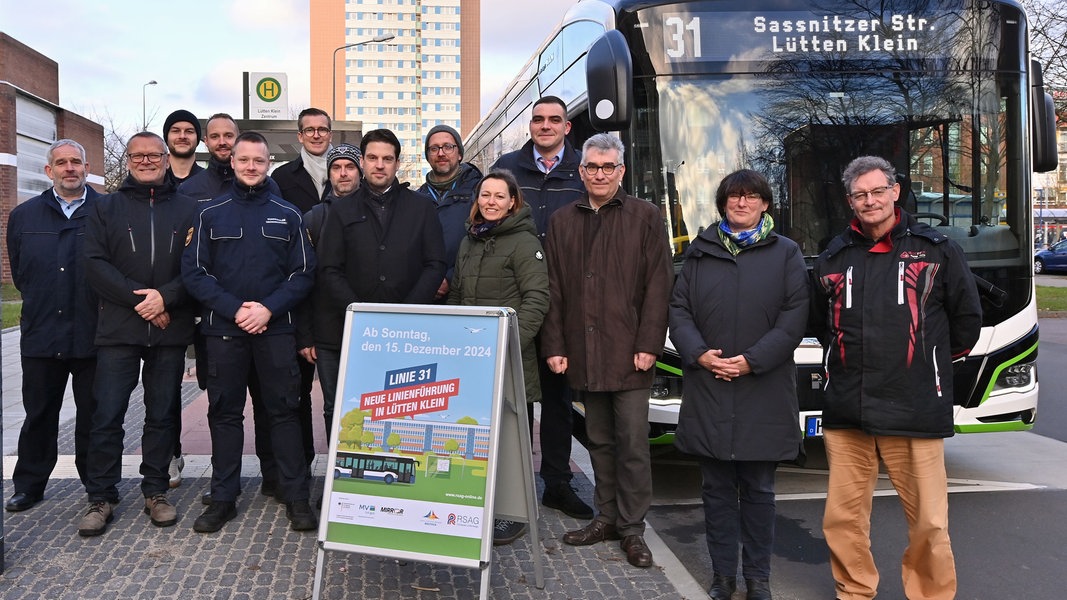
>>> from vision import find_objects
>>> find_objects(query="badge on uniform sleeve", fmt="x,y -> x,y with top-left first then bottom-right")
185,227 -> 194,247
535,250 -> 544,261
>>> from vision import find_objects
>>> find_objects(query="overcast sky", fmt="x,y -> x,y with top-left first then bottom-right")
0,0 -> 577,134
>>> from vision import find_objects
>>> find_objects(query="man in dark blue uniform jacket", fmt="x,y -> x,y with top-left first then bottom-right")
5,139 -> 100,513
182,131 -> 317,534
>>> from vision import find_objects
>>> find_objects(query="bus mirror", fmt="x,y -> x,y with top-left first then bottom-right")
1031,60 -> 1058,173
586,30 -> 633,131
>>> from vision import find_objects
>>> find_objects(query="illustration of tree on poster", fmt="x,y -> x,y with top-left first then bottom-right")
320,306 -> 509,567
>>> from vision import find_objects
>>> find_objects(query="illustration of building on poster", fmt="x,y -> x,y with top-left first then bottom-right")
325,310 -> 505,561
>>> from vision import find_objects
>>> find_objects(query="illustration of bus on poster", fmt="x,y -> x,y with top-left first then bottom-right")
323,307 -> 508,563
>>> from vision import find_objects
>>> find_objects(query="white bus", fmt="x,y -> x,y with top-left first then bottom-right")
335,451 -> 419,484
465,0 -> 1058,444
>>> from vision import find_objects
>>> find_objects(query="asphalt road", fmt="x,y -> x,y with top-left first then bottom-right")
645,312 -> 1067,599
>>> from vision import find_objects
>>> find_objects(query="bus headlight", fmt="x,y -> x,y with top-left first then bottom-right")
651,375 -> 682,399
994,361 -> 1034,390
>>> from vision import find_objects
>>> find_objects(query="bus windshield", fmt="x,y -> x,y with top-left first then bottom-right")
623,0 -> 1031,322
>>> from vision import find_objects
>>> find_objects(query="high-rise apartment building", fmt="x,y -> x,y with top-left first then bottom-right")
310,0 -> 480,184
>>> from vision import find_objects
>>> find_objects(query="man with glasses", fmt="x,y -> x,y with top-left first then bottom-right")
78,132 -> 198,536
269,107 -> 336,470
274,107 -> 334,212
5,140 -> 101,514
811,155 -> 982,600
492,96 -> 593,525
541,133 -> 672,568
417,124 -> 482,301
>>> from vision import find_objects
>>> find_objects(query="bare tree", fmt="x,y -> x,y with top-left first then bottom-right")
1024,0 -> 1067,113
90,110 -> 136,192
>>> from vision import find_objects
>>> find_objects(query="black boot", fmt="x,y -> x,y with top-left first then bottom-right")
745,578 -> 772,600
709,574 -> 737,600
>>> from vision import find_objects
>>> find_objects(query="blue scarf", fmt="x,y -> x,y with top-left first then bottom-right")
718,214 -> 774,256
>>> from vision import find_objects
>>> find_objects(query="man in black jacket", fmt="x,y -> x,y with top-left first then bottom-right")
78,132 -> 198,537
297,143 -> 361,437
492,96 -> 592,521
812,155 -> 982,600
163,109 -> 204,185
5,139 -> 100,513
272,107 -> 333,212
315,129 -> 446,434
269,106 -> 335,466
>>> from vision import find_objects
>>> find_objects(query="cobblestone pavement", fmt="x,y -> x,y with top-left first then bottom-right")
1,329 -> 698,599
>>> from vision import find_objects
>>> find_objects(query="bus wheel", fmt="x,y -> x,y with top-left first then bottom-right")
384,474 -> 395,484
334,469 -> 341,479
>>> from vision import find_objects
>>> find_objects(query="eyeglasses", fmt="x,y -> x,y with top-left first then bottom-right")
848,186 -> 892,202
428,143 -> 458,155
300,127 -> 332,137
727,193 -> 763,204
582,163 -> 621,176
127,152 -> 166,164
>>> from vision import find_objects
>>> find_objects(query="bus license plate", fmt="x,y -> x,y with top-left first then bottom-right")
805,416 -> 823,438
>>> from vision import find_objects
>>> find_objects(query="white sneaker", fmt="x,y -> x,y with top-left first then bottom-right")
169,455 -> 185,488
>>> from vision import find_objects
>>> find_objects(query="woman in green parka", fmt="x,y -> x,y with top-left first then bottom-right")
448,169 -> 549,546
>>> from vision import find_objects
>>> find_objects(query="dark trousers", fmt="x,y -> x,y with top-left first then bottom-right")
316,347 -> 341,441
248,355 -> 316,471
584,388 -> 652,536
205,334 -> 309,503
86,345 -> 186,502
13,356 -> 97,496
699,458 -> 778,580
536,361 -> 575,487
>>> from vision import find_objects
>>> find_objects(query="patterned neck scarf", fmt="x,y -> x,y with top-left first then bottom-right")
718,213 -> 774,256
469,217 -> 505,239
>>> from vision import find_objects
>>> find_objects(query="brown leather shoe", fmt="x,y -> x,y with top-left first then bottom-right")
621,535 -> 653,568
562,520 -> 621,546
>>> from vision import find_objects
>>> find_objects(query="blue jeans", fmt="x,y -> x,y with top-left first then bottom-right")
86,345 -> 186,502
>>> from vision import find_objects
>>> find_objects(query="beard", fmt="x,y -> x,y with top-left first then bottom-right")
169,145 -> 196,160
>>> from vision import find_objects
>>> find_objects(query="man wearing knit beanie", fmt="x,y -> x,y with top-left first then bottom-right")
163,109 -> 204,184
418,124 -> 482,303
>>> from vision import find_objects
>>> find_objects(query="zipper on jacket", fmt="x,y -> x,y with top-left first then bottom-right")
897,261 -> 905,305
845,266 -> 853,309
128,226 -> 137,252
932,344 -> 942,397
149,190 -> 157,269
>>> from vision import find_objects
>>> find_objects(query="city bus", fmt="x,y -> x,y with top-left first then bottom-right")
335,451 -> 419,484
465,0 -> 1058,444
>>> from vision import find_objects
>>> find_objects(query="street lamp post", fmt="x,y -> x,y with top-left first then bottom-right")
332,34 -> 396,121
142,80 -> 158,131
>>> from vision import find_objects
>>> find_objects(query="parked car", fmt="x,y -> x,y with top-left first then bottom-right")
1035,239 -> 1067,273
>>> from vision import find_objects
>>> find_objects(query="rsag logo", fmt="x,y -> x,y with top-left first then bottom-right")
447,513 -> 481,527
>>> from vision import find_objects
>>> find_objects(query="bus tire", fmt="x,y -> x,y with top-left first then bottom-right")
334,468 -> 341,479
384,474 -> 395,484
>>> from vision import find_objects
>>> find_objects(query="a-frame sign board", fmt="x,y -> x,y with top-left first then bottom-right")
311,303 -> 544,598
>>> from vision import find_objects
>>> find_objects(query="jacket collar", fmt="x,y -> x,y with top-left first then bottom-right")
118,173 -> 177,201
231,177 -> 273,201
207,156 -> 235,182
